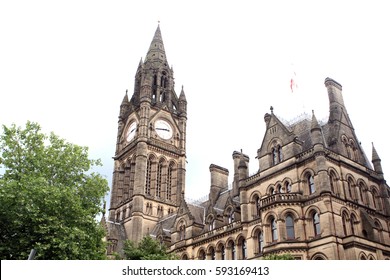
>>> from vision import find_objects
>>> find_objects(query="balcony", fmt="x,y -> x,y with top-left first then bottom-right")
260,192 -> 303,207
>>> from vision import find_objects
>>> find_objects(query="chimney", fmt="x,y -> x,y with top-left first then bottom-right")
325,77 -> 345,122
209,164 -> 229,204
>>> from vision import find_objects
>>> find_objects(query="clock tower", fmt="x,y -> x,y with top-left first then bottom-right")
108,25 -> 187,244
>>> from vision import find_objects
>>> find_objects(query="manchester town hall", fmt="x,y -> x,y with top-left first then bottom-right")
103,25 -> 390,260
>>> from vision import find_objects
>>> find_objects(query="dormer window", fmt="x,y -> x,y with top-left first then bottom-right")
208,216 -> 215,231
271,143 -> 283,166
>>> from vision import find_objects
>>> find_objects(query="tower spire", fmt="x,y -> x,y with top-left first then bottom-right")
145,24 -> 168,65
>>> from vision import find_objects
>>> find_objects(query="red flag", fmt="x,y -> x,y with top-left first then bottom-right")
290,70 -> 298,93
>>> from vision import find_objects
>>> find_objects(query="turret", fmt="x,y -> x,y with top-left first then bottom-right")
372,143 -> 384,176
310,110 -> 324,147
232,151 -> 249,197
310,110 -> 331,194
179,86 -> 187,115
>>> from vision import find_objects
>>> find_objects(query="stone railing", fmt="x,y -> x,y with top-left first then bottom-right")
261,192 -> 303,207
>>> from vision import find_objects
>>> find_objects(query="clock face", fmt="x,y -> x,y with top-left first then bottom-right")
155,119 -> 172,140
126,122 -> 137,142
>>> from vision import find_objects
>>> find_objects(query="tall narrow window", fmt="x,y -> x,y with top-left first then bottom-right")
313,212 -> 321,236
254,195 -> 261,217
272,148 -> 278,165
156,160 -> 163,198
145,157 -> 152,195
286,215 -> 295,239
258,231 -> 264,254
285,181 -> 292,193
241,239 -> 247,259
231,242 -> 236,260
220,245 -> 225,260
228,209 -> 235,223
347,179 -> 354,200
208,216 -> 215,231
179,222 -> 185,241
166,163 -> 173,200
342,213 -> 348,236
308,175 -> 315,194
199,250 -> 206,260
271,217 -> 278,241
329,172 -> 335,193
350,215 -> 356,235
372,189 -> 382,211
210,247 -> 216,260
277,145 -> 283,162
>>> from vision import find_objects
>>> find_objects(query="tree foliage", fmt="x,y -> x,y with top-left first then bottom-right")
0,122 -> 109,259
123,235 -> 178,260
263,253 -> 295,260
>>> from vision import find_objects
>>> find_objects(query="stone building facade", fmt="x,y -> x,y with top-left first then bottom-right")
104,25 -> 390,260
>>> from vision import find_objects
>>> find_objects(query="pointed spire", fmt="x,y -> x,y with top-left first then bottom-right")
372,143 -> 383,175
179,85 -> 186,101
311,110 -> 321,132
311,110 -> 324,145
145,24 -> 168,65
121,89 -> 129,105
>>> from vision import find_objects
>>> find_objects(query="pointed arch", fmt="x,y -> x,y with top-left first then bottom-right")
156,157 -> 167,199
236,235 -> 247,260
166,161 -> 177,201
145,155 -> 156,196
301,169 -> 316,195
250,192 -> 262,218
346,175 -> 356,201
197,248 -> 206,260
328,168 -> 339,195
216,241 -> 226,260
252,226 -> 264,255
305,206 -> 321,238
371,186 -> 382,212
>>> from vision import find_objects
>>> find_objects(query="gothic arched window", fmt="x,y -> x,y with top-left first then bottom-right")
285,181 -> 292,193
209,247 -> 216,260
228,208 -> 235,224
198,249 -> 206,260
308,174 -> 315,194
239,237 -> 247,260
258,231 -> 264,254
221,245 -> 226,260
253,194 -> 261,217
156,159 -> 164,198
342,213 -> 348,236
286,214 -> 295,239
166,162 -> 174,200
350,214 -> 357,235
145,157 -> 152,195
347,178 -> 355,200
271,217 -> 278,242
271,145 -> 283,166
313,212 -> 321,236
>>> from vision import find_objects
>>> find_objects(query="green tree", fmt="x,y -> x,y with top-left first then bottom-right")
123,235 -> 178,260
263,253 -> 295,260
0,121 -> 109,259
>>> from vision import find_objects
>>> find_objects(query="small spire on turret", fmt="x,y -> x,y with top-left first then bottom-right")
311,110 -> 324,145
372,143 -> 383,175
179,85 -> 186,100
311,110 -> 321,132
121,89 -> 129,104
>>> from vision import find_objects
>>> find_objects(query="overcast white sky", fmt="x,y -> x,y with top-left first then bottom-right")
1,0 -> 389,200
